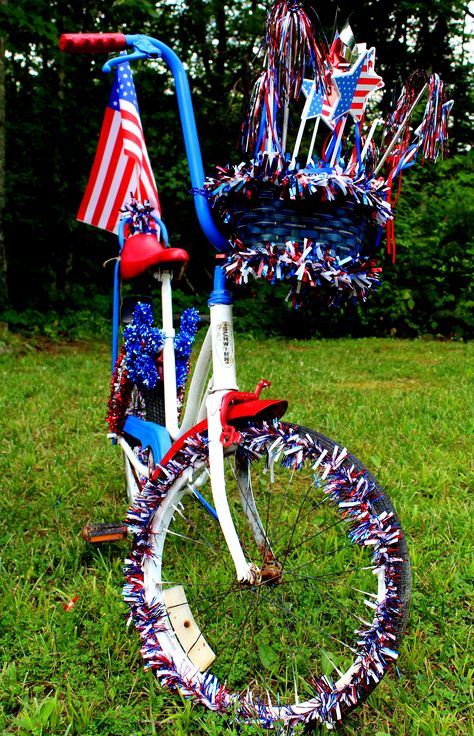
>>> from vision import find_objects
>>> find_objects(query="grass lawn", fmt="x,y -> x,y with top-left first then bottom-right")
0,328 -> 472,735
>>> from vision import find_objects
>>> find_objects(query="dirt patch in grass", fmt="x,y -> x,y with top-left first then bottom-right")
31,337 -> 98,354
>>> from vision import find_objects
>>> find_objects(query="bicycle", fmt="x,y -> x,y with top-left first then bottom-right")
59,30 -> 411,732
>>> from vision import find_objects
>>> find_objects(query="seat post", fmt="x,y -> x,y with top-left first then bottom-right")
111,258 -> 121,374
160,271 -> 179,439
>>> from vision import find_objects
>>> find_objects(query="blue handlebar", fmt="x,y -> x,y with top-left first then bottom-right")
107,34 -> 228,253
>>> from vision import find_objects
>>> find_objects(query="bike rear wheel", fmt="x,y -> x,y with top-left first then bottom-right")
121,384 -> 165,504
124,421 -> 410,730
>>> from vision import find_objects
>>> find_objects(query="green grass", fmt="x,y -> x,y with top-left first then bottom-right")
0,326 -> 472,735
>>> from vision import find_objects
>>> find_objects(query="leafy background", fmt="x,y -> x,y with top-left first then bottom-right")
0,0 -> 472,337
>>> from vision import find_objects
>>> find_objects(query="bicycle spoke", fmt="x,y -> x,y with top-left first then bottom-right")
217,586 -> 268,687
231,457 -> 275,562
285,541 -> 358,576
265,486 -> 330,549
277,565 -> 377,584
252,586 -> 359,656
266,465 -> 297,555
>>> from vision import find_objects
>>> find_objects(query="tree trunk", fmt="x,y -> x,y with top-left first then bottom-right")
0,0 -> 8,309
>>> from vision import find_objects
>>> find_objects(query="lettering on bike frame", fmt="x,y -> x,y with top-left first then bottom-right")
216,321 -> 234,369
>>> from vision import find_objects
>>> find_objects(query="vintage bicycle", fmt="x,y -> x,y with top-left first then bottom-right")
59,28 -> 412,732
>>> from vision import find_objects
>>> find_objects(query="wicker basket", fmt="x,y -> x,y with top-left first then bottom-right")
224,188 -> 372,253
141,385 -> 166,426
217,188 -> 381,302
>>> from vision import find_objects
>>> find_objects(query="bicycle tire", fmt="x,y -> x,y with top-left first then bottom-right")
123,445 -> 148,505
124,421 -> 410,730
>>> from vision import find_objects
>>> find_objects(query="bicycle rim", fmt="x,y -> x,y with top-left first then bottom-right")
124,421 -> 410,729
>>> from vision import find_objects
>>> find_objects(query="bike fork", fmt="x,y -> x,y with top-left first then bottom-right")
206,267 -> 255,584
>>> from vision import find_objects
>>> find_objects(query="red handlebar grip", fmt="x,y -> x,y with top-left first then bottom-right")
59,33 -> 128,54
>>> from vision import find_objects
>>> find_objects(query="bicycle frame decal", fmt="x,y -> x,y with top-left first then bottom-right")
208,314 -> 237,393
215,321 -> 234,369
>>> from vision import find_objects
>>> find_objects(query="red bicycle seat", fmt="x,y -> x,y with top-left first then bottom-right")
120,233 -> 189,280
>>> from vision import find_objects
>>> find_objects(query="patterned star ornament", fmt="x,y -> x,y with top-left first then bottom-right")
330,51 -> 367,120
301,79 -> 325,119
301,78 -> 339,130
331,47 -> 384,122
319,82 -> 340,128
352,47 -> 384,120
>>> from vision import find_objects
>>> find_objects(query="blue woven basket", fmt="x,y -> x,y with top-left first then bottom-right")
218,188 -> 381,302
224,188 -> 371,252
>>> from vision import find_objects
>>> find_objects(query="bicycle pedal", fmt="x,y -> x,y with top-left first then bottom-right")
82,522 -> 128,544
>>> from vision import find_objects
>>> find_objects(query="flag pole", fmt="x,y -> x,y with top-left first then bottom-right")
360,118 -> 383,162
329,115 -> 348,167
135,163 -> 142,202
306,117 -> 321,166
290,82 -> 315,169
374,83 -> 428,175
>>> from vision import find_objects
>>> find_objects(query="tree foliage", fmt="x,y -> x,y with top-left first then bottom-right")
0,0 -> 472,336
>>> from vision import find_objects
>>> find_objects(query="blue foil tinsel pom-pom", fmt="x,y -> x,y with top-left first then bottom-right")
123,303 -> 165,389
123,303 -> 199,392
175,307 -> 200,390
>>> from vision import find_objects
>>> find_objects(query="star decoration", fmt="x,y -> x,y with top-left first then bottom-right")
301,79 -> 325,119
330,51 -> 367,120
300,78 -> 339,130
330,47 -> 384,122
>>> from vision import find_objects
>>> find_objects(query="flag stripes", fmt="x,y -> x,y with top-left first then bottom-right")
77,61 -> 160,234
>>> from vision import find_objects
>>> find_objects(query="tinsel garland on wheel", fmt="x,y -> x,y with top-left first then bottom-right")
204,0 -> 452,305
123,422 -> 407,729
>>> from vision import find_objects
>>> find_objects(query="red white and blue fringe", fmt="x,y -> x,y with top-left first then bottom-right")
123,422 -> 404,729
222,237 -> 382,304
206,156 -> 391,222
107,347 -> 133,435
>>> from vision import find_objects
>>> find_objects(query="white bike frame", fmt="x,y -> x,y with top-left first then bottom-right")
124,268 -> 256,583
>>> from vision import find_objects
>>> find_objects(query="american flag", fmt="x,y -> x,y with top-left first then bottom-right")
331,48 -> 384,122
77,60 -> 160,233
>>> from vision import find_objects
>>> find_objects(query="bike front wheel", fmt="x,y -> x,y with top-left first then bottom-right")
124,421 -> 410,730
